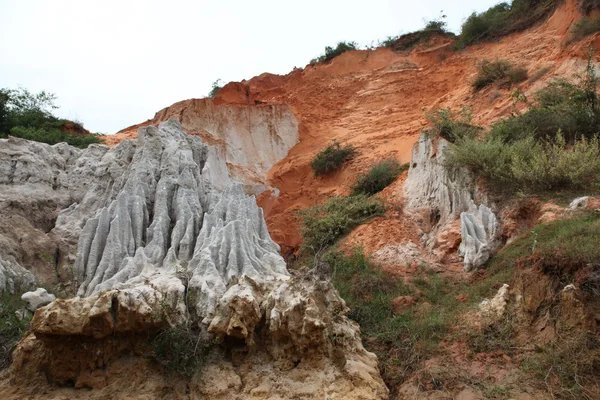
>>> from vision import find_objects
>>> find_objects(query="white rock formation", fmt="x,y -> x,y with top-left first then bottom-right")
137,99 -> 300,187
459,205 -> 500,272
1,120 -> 388,399
0,136 -> 105,294
569,196 -> 590,209
479,283 -> 510,321
21,288 -> 55,312
404,133 -> 501,270
404,134 -> 476,228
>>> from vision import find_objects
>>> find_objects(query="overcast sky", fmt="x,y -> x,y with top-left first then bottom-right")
0,0 -> 500,134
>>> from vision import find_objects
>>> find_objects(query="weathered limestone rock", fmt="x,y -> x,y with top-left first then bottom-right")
21,288 -> 55,312
0,258 -> 35,295
569,196 -> 590,209
479,283 -> 510,322
459,204 -> 500,272
1,120 -> 388,399
404,133 -> 501,270
0,135 -> 125,293
404,134 -> 476,229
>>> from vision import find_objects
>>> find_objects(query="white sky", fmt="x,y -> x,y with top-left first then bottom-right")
0,0 -> 500,134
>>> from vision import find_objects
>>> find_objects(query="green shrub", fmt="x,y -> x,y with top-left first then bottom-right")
425,107 -> 481,142
0,293 -> 30,370
378,36 -> 398,48
8,125 -> 101,148
299,195 -> 385,253
487,56 -> 600,144
571,17 -> 600,41
456,0 -> 558,48
310,141 -> 356,176
472,59 -> 528,91
208,79 -> 223,98
447,51 -> 600,193
0,87 -> 99,148
447,133 -> 600,192
311,41 -> 358,64
152,325 -> 213,378
386,19 -> 452,51
351,159 -> 407,196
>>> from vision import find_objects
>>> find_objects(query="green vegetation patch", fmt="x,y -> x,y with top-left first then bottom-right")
425,107 -> 481,143
311,41 -> 358,64
571,17 -> 600,41
298,195 -> 385,253
385,19 -> 453,52
445,51 -> 600,193
351,159 -> 408,196
326,248 -> 513,389
310,141 -> 356,176
0,293 -> 30,370
456,0 -> 558,48
208,79 -> 223,98
472,59 -> 528,91
151,325 -> 213,378
0,87 -> 100,148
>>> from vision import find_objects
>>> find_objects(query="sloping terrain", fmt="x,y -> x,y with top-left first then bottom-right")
108,0 -> 590,257
1,0 -> 600,399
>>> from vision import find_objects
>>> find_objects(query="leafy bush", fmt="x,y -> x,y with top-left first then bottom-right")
0,294 -> 30,370
310,141 -> 356,176
311,41 -> 358,64
425,107 -> 481,142
9,125 -> 101,148
0,87 -> 100,148
472,59 -> 528,91
152,325 -> 212,378
299,195 -> 385,253
351,159 -> 408,195
447,51 -> 600,193
571,17 -> 600,41
489,54 -> 600,144
447,133 -> 600,191
385,18 -> 452,51
456,0 -> 558,48
208,79 -> 223,98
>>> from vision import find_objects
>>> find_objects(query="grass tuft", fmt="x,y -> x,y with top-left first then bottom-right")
351,159 -> 408,196
472,59 -> 528,91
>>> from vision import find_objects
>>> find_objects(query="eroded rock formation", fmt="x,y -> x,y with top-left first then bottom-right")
0,121 -> 387,399
404,134 -> 501,270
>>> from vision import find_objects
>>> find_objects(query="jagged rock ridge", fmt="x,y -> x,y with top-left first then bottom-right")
1,120 -> 388,399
